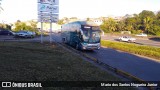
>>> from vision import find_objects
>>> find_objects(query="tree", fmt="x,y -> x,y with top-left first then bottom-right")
139,10 -> 156,19
116,20 -> 125,31
14,21 -> 25,31
28,20 -> 37,32
57,19 -> 64,25
63,17 -> 69,23
143,16 -> 153,34
124,17 -> 138,31
156,11 -> 160,20
139,10 -> 155,33
100,18 -> 117,33
70,17 -> 78,19
149,25 -> 160,36
86,17 -> 90,21
14,20 -> 38,32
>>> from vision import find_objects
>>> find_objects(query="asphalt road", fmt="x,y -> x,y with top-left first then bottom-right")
1,34 -> 160,47
83,48 -> 160,81
1,34 -> 160,81
101,34 -> 160,47
51,33 -> 160,81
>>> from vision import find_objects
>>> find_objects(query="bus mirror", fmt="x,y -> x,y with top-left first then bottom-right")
80,35 -> 83,38
80,29 -> 83,34
79,35 -> 82,38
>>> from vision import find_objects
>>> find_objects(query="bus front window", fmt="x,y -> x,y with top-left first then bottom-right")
82,26 -> 100,43
82,30 -> 100,43
82,28 -> 90,42
88,31 -> 100,43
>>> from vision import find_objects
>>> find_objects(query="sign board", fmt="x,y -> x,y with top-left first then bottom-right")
38,0 -> 59,5
38,0 -> 59,23
38,14 -> 59,22
38,5 -> 59,13
38,12 -> 56,16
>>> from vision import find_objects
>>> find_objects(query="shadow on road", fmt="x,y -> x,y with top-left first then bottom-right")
148,37 -> 160,42
114,39 -> 120,41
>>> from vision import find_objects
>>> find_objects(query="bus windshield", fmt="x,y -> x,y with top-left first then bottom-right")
82,26 -> 100,43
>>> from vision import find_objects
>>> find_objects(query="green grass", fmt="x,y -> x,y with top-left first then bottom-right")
101,40 -> 160,60
0,42 -> 136,90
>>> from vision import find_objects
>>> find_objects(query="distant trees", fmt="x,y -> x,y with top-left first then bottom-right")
14,20 -> 37,32
57,17 -> 80,25
100,10 -> 160,36
100,18 -> 117,33
0,23 -> 11,30
57,19 -> 64,25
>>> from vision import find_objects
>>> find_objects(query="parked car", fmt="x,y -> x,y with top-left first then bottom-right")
15,31 -> 36,38
136,33 -> 147,37
27,31 -> 36,37
0,30 -> 15,36
119,36 -> 136,42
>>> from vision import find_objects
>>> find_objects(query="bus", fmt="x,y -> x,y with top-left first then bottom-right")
61,21 -> 101,50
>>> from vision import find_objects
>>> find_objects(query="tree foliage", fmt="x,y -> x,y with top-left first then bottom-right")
100,10 -> 160,36
57,19 -> 64,25
0,23 -> 11,30
100,18 -> 117,33
14,20 -> 37,32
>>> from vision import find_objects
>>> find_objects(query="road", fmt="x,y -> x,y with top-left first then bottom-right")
1,34 -> 160,81
83,48 -> 160,81
51,33 -> 160,81
1,34 -> 160,47
101,34 -> 160,47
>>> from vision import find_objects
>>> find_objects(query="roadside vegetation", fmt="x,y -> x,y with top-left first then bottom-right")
100,10 -> 160,36
101,40 -> 160,60
0,42 -> 136,90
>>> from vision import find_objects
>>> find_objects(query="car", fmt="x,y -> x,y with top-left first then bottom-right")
119,36 -> 136,42
136,33 -> 147,37
0,30 -> 15,36
15,31 -> 35,38
27,31 -> 36,37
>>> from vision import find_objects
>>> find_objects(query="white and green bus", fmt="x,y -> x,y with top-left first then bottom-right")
61,21 -> 101,50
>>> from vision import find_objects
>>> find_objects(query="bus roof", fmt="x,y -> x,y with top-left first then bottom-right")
69,21 -> 99,26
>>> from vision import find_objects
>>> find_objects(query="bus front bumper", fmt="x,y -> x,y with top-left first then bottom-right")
81,43 -> 101,50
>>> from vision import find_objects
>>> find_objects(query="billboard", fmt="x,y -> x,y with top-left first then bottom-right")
38,0 -> 59,23
38,0 -> 59,5
38,4 -> 59,13
38,14 -> 59,23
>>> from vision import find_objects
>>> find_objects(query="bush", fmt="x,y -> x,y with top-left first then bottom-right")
101,40 -> 160,60
131,30 -> 143,34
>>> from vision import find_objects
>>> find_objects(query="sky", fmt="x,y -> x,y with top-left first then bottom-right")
0,0 -> 160,23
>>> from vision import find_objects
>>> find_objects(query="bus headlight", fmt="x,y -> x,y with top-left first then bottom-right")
81,43 -> 87,46
81,43 -> 87,49
82,46 -> 86,49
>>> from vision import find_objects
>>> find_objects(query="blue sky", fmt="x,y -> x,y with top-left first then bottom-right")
0,0 -> 159,23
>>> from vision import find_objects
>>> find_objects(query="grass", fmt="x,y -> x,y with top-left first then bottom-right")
0,42 -> 135,90
101,40 -> 160,60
